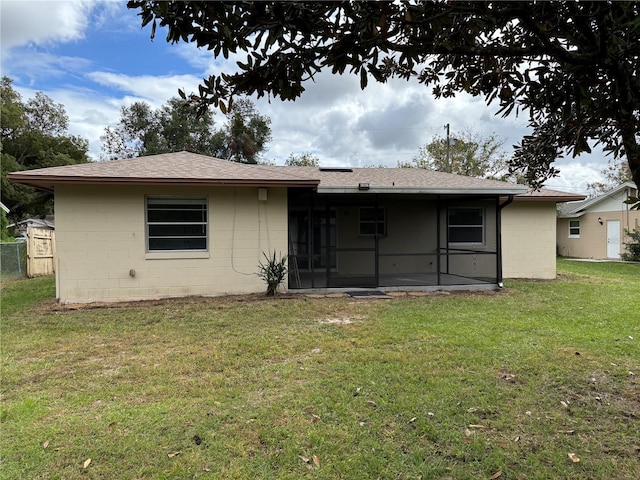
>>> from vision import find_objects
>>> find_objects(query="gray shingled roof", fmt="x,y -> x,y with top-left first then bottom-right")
280,166 -> 527,194
7,151 -> 319,191
558,181 -> 637,217
7,151 -> 566,197
512,188 -> 586,203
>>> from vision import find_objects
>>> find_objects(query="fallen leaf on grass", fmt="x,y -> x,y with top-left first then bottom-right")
168,451 -> 181,458
409,417 -> 417,423
366,400 -> 377,407
83,458 -> 92,469
42,441 -> 49,449
299,455 -> 314,470
464,429 -> 472,437
568,452 -> 580,463
299,454 -> 320,469
491,471 -> 503,479
468,424 -> 488,429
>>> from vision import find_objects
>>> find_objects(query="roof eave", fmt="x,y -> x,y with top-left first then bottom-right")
513,195 -> 587,203
317,186 -> 528,195
558,213 -> 585,219
7,174 -> 320,191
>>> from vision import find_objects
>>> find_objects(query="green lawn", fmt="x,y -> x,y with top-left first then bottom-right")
1,259 -> 639,479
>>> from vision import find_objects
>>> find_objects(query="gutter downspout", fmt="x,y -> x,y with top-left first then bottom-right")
496,195 -> 514,288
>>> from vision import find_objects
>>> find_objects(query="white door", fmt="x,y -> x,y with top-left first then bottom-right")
607,220 -> 620,258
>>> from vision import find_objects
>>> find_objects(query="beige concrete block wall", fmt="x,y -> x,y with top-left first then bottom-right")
54,184 -> 288,303
502,202 -> 557,279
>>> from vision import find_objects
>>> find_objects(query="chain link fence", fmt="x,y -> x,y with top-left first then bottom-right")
1,241 -> 28,279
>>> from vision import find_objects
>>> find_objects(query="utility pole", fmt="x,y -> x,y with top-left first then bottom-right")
445,123 -> 451,173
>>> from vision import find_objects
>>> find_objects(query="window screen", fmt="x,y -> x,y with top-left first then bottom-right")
569,220 -> 580,238
146,197 -> 208,251
448,207 -> 484,244
359,207 -> 386,236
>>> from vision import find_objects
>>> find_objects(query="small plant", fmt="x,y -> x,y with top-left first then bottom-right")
257,250 -> 287,296
621,227 -> 640,261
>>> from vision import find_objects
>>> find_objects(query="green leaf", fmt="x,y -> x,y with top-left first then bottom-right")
360,68 -> 368,89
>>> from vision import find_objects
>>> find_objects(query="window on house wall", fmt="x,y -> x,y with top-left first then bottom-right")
146,197 -> 208,251
568,220 -> 580,238
359,207 -> 386,236
448,207 -> 485,245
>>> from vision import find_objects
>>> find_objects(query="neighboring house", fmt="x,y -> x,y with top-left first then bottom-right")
9,151 -> 576,304
557,181 -> 639,259
502,189 -> 586,279
8,216 -> 55,238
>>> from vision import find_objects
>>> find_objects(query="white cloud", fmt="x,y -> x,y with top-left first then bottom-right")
545,162 -> 603,194
0,1 -> 93,50
3,52 -> 93,85
86,72 -> 203,106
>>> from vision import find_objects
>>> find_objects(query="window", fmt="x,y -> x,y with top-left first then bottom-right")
448,207 -> 484,244
568,220 -> 580,238
359,207 -> 386,236
146,197 -> 208,251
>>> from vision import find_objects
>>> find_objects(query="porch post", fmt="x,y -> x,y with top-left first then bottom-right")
374,194 -> 380,286
436,196 -> 441,286
496,196 -> 502,286
310,192 -> 316,288
325,195 -> 331,287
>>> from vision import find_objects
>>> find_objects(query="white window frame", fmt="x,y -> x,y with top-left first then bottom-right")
359,207 -> 386,236
568,220 -> 580,238
146,196 -> 208,252
448,207 -> 485,246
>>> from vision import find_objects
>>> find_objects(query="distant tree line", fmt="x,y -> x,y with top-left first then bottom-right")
1,76 -> 90,223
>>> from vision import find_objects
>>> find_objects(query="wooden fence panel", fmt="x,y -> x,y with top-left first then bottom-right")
27,227 -> 56,277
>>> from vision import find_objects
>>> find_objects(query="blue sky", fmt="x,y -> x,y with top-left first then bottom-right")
1,0 -> 607,193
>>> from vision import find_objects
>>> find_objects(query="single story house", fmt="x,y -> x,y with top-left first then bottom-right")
8,151 -> 580,304
557,181 -> 639,259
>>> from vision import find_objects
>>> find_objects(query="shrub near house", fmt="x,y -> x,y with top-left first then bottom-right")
621,227 -> 640,261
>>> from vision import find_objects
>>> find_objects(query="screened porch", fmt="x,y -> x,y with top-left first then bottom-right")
287,189 -> 508,290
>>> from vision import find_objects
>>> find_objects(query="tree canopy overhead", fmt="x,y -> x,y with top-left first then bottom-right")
127,1 -> 640,190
